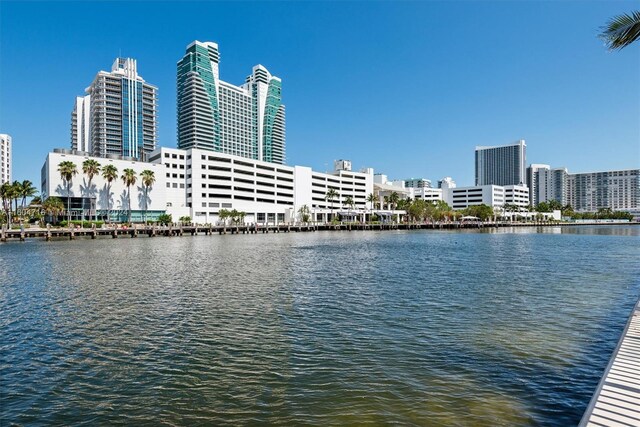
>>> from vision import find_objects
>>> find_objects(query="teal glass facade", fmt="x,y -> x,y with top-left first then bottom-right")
177,41 -> 286,164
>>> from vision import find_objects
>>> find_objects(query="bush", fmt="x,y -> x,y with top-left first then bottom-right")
158,214 -> 172,225
59,220 -> 104,228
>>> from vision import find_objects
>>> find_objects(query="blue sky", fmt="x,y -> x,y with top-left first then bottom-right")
1,1 -> 638,187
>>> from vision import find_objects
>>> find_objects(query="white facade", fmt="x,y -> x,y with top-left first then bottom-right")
42,149 -> 166,221
526,163 -> 549,206
0,134 -> 11,184
412,187 -> 443,202
438,177 -> 456,190
71,95 -> 91,152
503,185 -> 530,209
444,185 -> 505,210
147,148 -> 373,224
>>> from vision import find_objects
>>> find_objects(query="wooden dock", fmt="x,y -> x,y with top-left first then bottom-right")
580,298 -> 640,426
0,221 -> 636,242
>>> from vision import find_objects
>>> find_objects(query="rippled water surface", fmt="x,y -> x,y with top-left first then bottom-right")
1,226 -> 639,425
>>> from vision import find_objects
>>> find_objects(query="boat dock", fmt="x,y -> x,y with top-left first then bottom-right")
580,299 -> 640,426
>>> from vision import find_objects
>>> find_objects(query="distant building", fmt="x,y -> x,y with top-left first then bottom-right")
177,41 -> 285,164
527,164 -> 568,206
413,187 -> 443,202
526,164 -> 549,206
71,58 -> 158,161
567,169 -> 639,212
0,134 -> 11,184
404,178 -> 432,188
443,184 -> 529,211
475,140 -> 526,186
437,177 -> 456,190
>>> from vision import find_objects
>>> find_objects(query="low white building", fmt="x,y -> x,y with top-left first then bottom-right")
444,185 -> 505,210
412,187 -> 443,202
504,184 -> 530,209
443,184 -> 529,211
41,149 -> 166,221
42,147 -> 376,224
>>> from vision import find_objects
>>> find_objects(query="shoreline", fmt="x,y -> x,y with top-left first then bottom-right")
1,221 -> 637,243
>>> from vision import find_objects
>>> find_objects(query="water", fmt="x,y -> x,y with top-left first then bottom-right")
1,226 -> 639,425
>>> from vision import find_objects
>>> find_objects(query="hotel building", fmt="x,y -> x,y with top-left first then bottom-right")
526,164 -> 568,207
443,184 -> 529,211
71,58 -> 158,161
475,140 -> 526,186
177,41 -> 285,164
1,134 -> 11,184
42,148 -> 373,224
567,169 -> 639,212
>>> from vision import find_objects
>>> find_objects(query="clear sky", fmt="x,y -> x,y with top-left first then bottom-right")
1,1 -> 639,187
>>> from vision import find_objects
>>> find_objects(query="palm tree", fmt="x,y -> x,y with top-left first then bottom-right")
102,164 -> 118,223
366,193 -> 378,210
42,197 -> 64,223
325,188 -> 339,221
11,181 -> 21,218
388,192 -> 400,211
58,161 -> 77,225
140,169 -> 156,223
298,204 -> 311,223
18,180 -> 38,211
82,159 -> 101,222
599,10 -> 640,50
121,168 -> 137,223
344,195 -> 354,210
0,182 -> 12,224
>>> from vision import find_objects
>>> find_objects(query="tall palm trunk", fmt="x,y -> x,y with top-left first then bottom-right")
67,181 -> 71,225
107,183 -> 111,224
127,185 -> 131,223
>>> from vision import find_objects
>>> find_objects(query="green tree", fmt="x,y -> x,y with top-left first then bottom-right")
18,180 -> 38,212
388,192 -> 400,211
121,168 -> 137,223
599,10 -> 640,50
344,195 -> 355,210
325,188 -> 339,220
179,215 -> 192,225
407,198 -> 427,222
58,161 -> 77,225
42,197 -> 64,223
366,193 -> 379,210
298,204 -> 311,223
140,169 -> 156,223
0,182 -> 13,224
82,159 -> 101,222
157,213 -> 172,225
102,164 -> 118,223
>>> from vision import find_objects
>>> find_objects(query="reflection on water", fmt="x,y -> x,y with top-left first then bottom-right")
1,226 -> 639,425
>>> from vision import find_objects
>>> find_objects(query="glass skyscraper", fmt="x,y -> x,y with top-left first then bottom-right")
71,58 -> 158,161
475,140 -> 527,186
177,41 -> 286,164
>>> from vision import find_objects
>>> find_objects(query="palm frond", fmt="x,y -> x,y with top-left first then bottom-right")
599,10 -> 640,50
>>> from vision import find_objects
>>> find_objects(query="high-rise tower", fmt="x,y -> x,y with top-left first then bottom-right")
0,134 -> 11,185
71,58 -> 158,161
177,41 -> 286,164
475,140 -> 526,186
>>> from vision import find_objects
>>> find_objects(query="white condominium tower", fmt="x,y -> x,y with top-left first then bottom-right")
177,41 -> 286,164
71,58 -> 158,161
475,140 -> 527,186
0,134 -> 11,184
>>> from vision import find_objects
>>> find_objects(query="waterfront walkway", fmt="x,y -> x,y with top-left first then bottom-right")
0,221 -> 636,242
580,299 -> 640,426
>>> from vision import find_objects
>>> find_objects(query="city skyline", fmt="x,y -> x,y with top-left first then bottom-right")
1,1 -> 638,187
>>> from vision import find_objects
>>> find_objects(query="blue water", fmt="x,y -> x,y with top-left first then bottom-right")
1,226 -> 639,425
